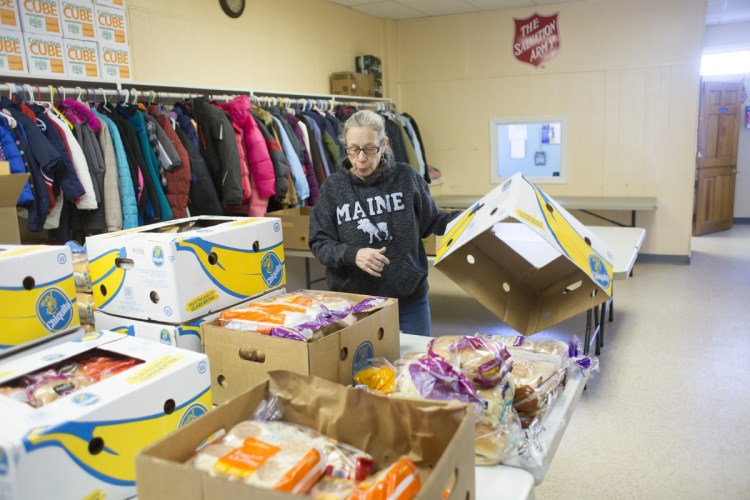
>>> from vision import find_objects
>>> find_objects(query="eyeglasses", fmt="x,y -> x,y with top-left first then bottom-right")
345,143 -> 382,157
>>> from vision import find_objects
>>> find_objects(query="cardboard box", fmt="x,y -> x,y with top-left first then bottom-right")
86,216 -> 286,324
422,234 -> 442,256
0,28 -> 26,73
60,0 -> 96,40
0,244 -> 80,351
97,40 -> 130,79
94,3 -> 125,45
330,71 -> 375,97
0,0 -> 21,31
17,0 -> 61,35
203,290 -> 400,404
62,37 -> 99,77
268,206 -> 311,250
0,163 -> 29,246
435,172 -> 614,335
136,370 -> 475,500
93,287 -> 286,353
0,331 -> 212,500
23,32 -> 65,76
93,0 -> 123,8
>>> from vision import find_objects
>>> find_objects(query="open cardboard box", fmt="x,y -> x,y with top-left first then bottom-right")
136,370 -> 475,500
0,161 -> 29,245
202,290 -> 400,405
435,173 -> 614,335
0,331 -> 211,499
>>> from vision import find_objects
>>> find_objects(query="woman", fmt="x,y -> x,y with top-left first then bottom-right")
309,110 -> 459,336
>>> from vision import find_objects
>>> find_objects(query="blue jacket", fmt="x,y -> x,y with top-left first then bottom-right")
94,109 -> 138,229
118,104 -> 173,221
0,119 -> 34,206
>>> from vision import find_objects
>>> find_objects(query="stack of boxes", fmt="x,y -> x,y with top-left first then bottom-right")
88,216 -> 287,353
356,54 -> 383,98
0,0 -> 131,79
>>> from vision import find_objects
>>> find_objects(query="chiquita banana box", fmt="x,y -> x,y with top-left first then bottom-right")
92,287 -> 286,353
0,330 -> 212,500
435,172 -> 614,335
86,216 -> 286,324
0,245 -> 80,351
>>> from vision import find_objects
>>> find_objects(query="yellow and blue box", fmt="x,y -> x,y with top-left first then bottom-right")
435,172 -> 614,335
0,330 -> 211,500
0,245 -> 80,352
85,216 -> 286,324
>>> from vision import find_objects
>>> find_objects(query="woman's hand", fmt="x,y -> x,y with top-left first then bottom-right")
356,247 -> 390,277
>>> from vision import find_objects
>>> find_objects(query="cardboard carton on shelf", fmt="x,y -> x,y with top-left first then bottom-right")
17,0 -> 62,36
0,162 -> 29,245
435,172 -> 614,335
93,3 -> 126,45
63,38 -> 100,78
0,28 -> 27,73
0,244 -> 80,352
23,32 -> 66,76
330,71 -> 375,97
0,331 -> 211,500
0,0 -> 22,31
60,0 -> 97,41
136,370 -> 475,500
86,216 -> 286,324
202,290 -> 400,404
268,206 -> 312,251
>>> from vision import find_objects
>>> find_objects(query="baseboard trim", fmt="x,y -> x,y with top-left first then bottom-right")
734,218 -> 750,224
637,254 -> 690,265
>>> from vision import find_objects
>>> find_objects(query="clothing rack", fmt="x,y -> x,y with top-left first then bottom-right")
0,78 -> 395,112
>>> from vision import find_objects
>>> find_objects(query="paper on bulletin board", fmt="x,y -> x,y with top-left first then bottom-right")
510,140 -> 526,159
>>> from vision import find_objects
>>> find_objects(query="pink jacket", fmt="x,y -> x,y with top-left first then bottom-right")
220,96 -> 276,198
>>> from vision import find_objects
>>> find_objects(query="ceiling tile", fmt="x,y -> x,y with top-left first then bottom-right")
327,0 -> 376,6
464,0 -> 535,10
397,0 -> 480,16
352,1 -> 427,19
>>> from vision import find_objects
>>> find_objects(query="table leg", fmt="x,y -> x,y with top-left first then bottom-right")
598,301 -> 606,351
584,308 -> 592,355
304,257 -> 312,289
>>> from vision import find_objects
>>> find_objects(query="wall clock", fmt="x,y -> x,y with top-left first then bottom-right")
219,0 -> 245,18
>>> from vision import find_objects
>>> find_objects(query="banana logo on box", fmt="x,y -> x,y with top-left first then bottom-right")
89,248 -> 127,309
22,387 -> 211,485
174,237 -> 284,298
526,178 -> 613,294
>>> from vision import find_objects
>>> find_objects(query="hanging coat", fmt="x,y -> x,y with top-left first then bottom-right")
149,106 -> 192,220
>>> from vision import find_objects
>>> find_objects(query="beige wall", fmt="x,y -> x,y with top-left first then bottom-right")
126,0 -> 706,257
126,0 -> 387,93
395,0 -> 707,257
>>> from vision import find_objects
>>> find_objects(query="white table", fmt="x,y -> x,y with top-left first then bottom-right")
434,195 -> 658,227
400,333 -> 589,499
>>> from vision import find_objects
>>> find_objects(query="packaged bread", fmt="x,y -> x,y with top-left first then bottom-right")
348,456 -> 421,500
219,291 -> 387,341
475,373 -> 515,426
507,350 -> 567,426
428,335 -> 511,388
25,371 -> 92,408
189,420 -> 326,494
353,359 -> 397,395
77,293 -> 96,325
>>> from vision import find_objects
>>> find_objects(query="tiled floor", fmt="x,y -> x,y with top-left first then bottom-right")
427,224 -> 750,499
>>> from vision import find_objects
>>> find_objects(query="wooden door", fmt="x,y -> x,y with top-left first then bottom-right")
693,81 -> 742,236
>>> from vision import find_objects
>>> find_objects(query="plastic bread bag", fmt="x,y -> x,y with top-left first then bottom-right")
353,358 -> 398,395
78,354 -> 142,382
218,291 -> 387,341
348,456 -> 422,500
77,292 -> 96,325
428,335 -> 512,389
475,372 -> 515,426
395,357 -> 484,410
66,240 -> 92,293
493,335 -> 535,352
188,420 -> 326,494
23,369 -> 93,408
251,394 -> 376,484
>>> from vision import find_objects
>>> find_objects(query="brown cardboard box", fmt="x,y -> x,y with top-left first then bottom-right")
136,370 -> 475,500
330,71 -> 375,97
268,207 -> 312,250
435,173 -> 613,335
0,162 -> 29,245
422,234 -> 442,256
203,291 -> 400,404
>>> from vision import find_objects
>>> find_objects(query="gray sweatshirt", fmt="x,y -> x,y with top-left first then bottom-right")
309,159 -> 459,302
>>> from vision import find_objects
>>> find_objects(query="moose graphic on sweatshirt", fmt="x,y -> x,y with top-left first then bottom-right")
335,192 -> 404,243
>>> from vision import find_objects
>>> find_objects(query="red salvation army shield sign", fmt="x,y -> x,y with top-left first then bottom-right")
513,12 -> 560,68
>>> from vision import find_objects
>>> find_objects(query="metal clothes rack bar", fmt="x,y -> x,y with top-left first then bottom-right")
0,76 -> 394,110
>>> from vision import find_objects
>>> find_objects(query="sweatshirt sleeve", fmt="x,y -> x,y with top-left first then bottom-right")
309,177 -> 359,268
413,168 -> 461,237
